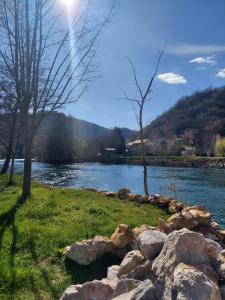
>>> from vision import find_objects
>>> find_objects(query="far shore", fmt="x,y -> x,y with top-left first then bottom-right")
124,156 -> 225,169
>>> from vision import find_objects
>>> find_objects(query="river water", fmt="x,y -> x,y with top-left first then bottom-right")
1,160 -> 225,227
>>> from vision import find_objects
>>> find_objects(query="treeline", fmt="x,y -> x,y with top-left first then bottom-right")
34,112 -> 127,164
144,86 -> 225,139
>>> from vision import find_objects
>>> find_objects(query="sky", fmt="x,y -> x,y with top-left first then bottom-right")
64,0 -> 225,130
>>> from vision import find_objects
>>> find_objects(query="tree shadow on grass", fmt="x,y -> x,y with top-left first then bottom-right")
28,237 -> 59,300
0,196 -> 59,300
65,253 -> 122,284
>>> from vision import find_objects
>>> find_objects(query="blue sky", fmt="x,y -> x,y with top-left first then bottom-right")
65,0 -> 225,130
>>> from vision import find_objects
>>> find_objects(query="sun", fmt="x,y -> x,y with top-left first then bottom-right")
61,0 -> 75,9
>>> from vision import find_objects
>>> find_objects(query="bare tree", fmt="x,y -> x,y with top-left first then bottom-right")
0,77 -> 18,175
122,52 -> 163,196
0,0 -> 113,198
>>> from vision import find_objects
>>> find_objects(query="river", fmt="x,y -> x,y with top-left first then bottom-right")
1,160 -> 225,227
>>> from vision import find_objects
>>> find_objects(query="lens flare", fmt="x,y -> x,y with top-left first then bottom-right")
61,0 -> 75,9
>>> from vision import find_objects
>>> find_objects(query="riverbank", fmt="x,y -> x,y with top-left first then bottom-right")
0,175 -> 168,300
125,156 -> 225,168
59,188 -> 225,299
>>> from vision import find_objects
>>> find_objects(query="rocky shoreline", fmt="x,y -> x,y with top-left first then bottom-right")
125,156 -> 225,169
60,188 -> 225,300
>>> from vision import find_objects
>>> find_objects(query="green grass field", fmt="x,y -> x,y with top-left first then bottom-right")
0,175 -> 169,299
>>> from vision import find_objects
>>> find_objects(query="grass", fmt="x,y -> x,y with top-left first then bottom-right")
0,175 -> 169,300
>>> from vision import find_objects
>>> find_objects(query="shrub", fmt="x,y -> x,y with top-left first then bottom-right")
215,138 -> 225,157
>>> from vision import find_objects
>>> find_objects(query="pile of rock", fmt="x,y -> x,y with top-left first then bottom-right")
85,187 -> 225,246
61,225 -> 225,300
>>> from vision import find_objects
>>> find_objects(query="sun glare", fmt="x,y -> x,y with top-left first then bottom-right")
61,0 -> 75,9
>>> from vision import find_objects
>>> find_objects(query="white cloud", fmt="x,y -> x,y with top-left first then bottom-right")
216,69 -> 225,78
190,56 -> 216,65
157,72 -> 187,85
168,43 -> 225,55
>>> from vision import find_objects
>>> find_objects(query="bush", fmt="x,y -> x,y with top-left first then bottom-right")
215,138 -> 225,157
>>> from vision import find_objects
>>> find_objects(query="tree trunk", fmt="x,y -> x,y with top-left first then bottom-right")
139,105 -> 149,196
1,146 -> 11,174
22,136 -> 32,199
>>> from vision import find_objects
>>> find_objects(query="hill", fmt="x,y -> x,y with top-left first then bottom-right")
144,86 -> 225,139
37,112 -> 136,142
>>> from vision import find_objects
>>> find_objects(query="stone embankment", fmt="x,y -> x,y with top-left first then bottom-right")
60,188 -> 225,300
125,156 -> 225,168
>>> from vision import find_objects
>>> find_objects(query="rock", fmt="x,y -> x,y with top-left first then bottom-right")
216,249 -> 225,279
151,229 -> 223,298
156,197 -> 171,209
168,200 -> 185,213
132,225 -> 156,237
105,192 -> 117,197
112,279 -> 157,300
192,263 -> 219,282
157,219 -> 172,234
118,188 -> 130,200
211,221 -> 221,230
205,238 -> 223,262
172,263 -> 222,300
111,224 -> 134,248
60,280 -> 114,300
168,211 -> 199,230
113,278 -> 141,298
186,206 -> 212,225
220,284 -> 225,300
104,265 -> 120,288
152,229 -> 216,278
132,194 -> 146,203
136,229 -> 167,259
118,250 -> 145,277
65,236 -> 114,265
120,260 -> 153,281
107,265 -> 120,281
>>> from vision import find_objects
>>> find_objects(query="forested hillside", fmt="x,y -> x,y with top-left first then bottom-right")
34,112 -> 136,163
144,86 -> 225,138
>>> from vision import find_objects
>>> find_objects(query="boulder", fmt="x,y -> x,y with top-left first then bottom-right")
152,229 -> 218,278
132,225 -> 156,237
216,249 -> 225,279
152,229 -> 223,299
168,200 -> 185,213
156,197 -> 171,209
211,221 -> 221,230
118,250 -> 145,277
65,236 -> 114,265
112,279 -> 157,300
136,229 -> 167,259
118,188 -> 130,200
172,263 -> 222,300
104,265 -> 120,288
60,280 -> 114,300
111,224 -> 134,248
220,284 -> 225,300
191,263 -> 219,282
205,238 -> 223,262
168,211 -> 199,230
113,278 -> 141,298
157,219 -> 172,234
131,194 -> 146,203
186,206 -> 212,225
120,260 -> 153,281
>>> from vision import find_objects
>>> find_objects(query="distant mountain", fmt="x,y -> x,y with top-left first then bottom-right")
144,86 -> 225,139
37,112 -> 137,142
